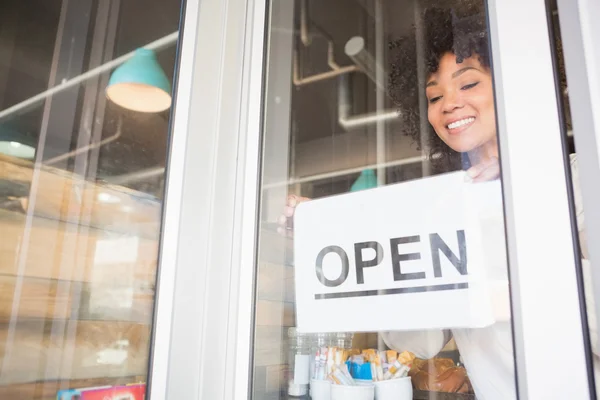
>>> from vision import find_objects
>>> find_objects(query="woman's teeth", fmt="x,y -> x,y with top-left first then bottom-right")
447,117 -> 475,129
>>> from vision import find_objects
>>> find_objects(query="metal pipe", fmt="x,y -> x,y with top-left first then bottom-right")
263,155 -> 425,189
293,17 -> 359,87
375,0 -> 386,186
44,117 -> 123,165
300,0 -> 312,46
0,31 -> 179,121
344,36 -> 386,91
338,75 -> 399,130
105,165 -> 165,185
293,51 -> 358,86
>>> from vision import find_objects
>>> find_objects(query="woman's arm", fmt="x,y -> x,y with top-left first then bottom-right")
381,329 -> 452,359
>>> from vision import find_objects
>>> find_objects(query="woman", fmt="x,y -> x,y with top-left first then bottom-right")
280,2 -> 590,399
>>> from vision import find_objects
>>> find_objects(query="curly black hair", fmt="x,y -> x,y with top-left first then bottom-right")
388,1 -> 489,172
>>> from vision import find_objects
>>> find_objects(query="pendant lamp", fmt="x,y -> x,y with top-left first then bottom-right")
351,169 -> 378,192
0,126 -> 35,159
106,48 -> 172,113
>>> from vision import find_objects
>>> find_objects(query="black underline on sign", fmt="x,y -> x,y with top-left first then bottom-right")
314,283 -> 469,300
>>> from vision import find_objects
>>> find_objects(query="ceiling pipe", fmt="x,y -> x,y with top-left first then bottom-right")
105,165 -> 165,185
263,155 -> 425,189
338,74 -> 399,130
344,36 -> 386,91
0,31 -> 179,121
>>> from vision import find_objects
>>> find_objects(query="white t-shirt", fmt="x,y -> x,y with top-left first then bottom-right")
383,154 -> 596,399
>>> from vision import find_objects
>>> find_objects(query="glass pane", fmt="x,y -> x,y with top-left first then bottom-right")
252,0 -> 517,399
550,0 -> 600,393
0,0 -> 181,398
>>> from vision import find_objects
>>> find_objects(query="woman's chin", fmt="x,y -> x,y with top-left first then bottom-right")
445,139 -> 479,154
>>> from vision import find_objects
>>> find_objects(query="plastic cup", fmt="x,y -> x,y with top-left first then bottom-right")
331,383 -> 374,400
374,377 -> 412,400
310,379 -> 332,400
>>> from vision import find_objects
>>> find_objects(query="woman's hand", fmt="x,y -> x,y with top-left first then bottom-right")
277,194 -> 311,238
465,156 -> 500,183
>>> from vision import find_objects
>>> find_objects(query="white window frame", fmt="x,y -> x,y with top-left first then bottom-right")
557,0 -> 600,368
150,0 -> 595,398
147,0 -> 267,398
487,0 -> 591,398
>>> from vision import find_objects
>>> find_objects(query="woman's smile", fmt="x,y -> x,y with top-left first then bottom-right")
446,116 -> 476,134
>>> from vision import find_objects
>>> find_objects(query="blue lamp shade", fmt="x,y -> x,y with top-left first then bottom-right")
106,48 -> 172,113
0,126 -> 35,159
351,169 -> 378,192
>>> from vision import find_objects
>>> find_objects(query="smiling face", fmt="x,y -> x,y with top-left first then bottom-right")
426,52 -> 496,154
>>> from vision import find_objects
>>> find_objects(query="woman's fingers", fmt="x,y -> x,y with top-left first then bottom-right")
287,195 -> 299,207
278,194 -> 311,237
472,161 -> 500,182
466,157 -> 500,183
282,206 -> 291,217
277,215 -> 287,225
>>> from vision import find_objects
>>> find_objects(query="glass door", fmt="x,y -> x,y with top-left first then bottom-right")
232,0 -> 594,399
0,0 -> 184,398
553,0 -> 600,395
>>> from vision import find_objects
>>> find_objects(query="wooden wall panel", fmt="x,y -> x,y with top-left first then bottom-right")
0,155 -> 159,395
0,320 -> 150,385
255,300 -> 295,327
265,365 -> 287,393
257,262 -> 294,303
0,276 -> 72,320
0,275 -> 154,323
0,155 -> 162,237
254,326 -> 288,367
0,210 -> 159,285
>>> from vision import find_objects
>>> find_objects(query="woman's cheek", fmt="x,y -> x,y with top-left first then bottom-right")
427,105 -> 441,131
427,108 -> 434,127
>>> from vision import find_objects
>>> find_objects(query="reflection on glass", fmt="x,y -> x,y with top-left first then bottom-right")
253,0 -> 516,399
550,1 -> 600,394
0,0 -> 180,398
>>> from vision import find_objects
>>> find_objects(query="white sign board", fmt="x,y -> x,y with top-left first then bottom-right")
293,172 -> 509,333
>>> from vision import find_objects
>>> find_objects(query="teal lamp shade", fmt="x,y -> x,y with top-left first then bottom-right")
351,169 -> 378,192
0,126 -> 35,159
106,48 -> 172,113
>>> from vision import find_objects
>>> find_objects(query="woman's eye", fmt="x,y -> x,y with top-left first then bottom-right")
461,82 -> 480,90
429,96 -> 442,104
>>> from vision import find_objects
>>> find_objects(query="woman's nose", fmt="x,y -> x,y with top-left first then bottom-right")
442,91 -> 463,113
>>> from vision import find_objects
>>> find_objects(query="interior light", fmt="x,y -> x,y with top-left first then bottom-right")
106,48 -> 172,113
0,126 -> 36,159
0,141 -> 34,159
97,192 -> 121,204
351,169 -> 378,192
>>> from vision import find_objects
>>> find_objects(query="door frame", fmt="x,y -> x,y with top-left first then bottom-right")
151,0 -> 595,398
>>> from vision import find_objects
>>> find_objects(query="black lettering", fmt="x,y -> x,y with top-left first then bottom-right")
354,241 -> 384,284
315,246 -> 350,287
430,230 -> 468,277
390,236 -> 425,281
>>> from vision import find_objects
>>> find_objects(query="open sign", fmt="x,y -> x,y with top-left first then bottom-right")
293,172 -> 508,333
